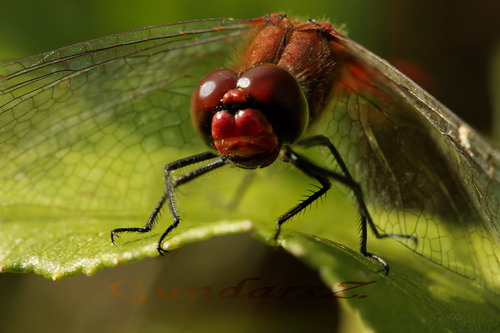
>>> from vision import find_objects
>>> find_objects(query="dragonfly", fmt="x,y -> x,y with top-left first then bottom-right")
1,14 -> 498,292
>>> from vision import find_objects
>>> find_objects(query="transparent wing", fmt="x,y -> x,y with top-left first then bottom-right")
0,18 -> 255,213
315,31 -> 500,293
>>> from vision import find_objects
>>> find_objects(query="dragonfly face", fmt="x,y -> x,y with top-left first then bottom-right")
1,14 -> 498,293
191,64 -> 309,169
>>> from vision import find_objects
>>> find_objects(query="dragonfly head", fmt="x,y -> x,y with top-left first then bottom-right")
191,64 -> 309,169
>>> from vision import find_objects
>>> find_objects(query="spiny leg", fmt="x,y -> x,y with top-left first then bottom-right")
274,148 -> 331,240
297,135 -> 417,244
156,154 -> 228,254
110,152 -> 220,244
278,145 -> 391,274
111,151 -> 227,255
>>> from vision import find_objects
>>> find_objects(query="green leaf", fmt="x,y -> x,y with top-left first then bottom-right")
0,162 -> 336,280
0,215 -> 254,279
269,231 -> 500,332
1,165 -> 499,332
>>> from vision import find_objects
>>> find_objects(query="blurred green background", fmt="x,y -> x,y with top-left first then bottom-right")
0,0 -> 498,332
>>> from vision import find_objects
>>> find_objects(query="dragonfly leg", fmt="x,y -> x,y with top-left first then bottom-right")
274,148 -> 331,241
278,144 -> 390,274
360,214 -> 390,275
297,135 -> 417,244
111,151 -> 227,255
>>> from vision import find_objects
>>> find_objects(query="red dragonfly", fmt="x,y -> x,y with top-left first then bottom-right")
1,14 -> 498,292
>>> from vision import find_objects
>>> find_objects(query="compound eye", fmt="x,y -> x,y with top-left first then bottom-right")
239,64 -> 308,144
191,69 -> 238,146
192,68 -> 238,111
